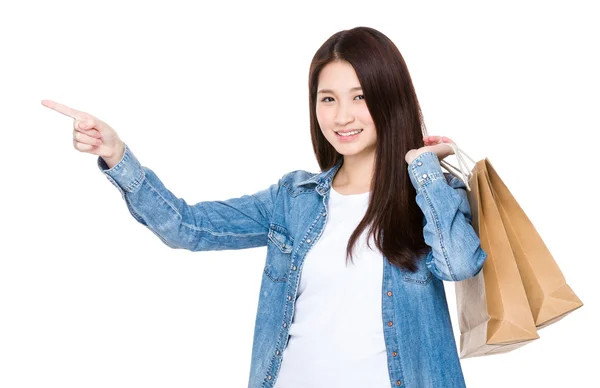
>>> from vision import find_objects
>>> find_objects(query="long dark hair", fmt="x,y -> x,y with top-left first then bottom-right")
308,26 -> 430,272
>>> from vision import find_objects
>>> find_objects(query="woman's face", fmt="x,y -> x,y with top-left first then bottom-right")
316,60 -> 377,158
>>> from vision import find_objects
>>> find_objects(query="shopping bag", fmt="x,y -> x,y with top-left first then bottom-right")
439,142 -> 583,357
477,157 -> 583,328
442,149 -> 539,358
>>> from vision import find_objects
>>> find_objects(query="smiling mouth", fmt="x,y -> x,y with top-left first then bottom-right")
335,129 -> 363,136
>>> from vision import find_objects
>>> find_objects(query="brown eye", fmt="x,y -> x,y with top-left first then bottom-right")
321,97 -> 334,102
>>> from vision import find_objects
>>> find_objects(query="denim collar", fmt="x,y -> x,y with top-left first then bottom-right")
296,157 -> 343,195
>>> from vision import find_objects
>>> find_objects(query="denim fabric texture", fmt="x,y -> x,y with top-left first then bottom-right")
98,145 -> 487,388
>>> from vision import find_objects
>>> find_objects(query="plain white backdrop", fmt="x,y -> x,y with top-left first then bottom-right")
1,0 -> 598,386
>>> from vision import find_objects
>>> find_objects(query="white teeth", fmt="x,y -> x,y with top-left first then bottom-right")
337,129 -> 362,136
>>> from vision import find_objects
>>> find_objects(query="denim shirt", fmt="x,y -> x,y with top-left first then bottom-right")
98,145 -> 487,388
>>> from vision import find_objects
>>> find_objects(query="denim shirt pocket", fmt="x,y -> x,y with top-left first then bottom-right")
400,252 -> 434,285
264,224 -> 295,282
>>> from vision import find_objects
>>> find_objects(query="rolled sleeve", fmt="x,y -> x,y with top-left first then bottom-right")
408,151 -> 446,189
97,144 -> 145,196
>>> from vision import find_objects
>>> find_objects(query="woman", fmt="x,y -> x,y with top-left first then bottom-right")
42,26 -> 486,388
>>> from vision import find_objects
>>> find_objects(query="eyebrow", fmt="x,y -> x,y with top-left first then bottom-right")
317,86 -> 363,94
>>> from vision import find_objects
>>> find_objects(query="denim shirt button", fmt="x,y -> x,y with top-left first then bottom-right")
287,295 -> 292,300
422,173 -> 428,179
417,161 -> 422,166
396,380 -> 402,386
283,322 -> 287,328
388,321 -> 393,326
276,350 -> 280,355
267,375 -> 272,380
387,291 -> 392,296
306,239 -> 311,243
292,265 -> 297,271
392,351 -> 398,356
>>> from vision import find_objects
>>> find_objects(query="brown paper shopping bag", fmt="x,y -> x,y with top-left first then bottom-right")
482,159 -> 583,328
440,142 -> 583,357
447,155 -> 539,358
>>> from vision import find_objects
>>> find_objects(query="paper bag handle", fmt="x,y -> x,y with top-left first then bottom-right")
437,142 -> 477,192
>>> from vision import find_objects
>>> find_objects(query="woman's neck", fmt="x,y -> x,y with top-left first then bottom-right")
332,153 -> 375,195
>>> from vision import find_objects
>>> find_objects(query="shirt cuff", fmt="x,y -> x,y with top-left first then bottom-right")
408,151 -> 445,190
97,143 -> 145,194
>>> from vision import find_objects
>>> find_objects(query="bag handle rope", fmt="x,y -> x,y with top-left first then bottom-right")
437,142 -> 478,192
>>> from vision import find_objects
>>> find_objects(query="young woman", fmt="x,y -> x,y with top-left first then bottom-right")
43,26 -> 486,388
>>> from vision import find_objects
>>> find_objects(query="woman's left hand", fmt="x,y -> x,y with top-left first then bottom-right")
405,135 -> 456,164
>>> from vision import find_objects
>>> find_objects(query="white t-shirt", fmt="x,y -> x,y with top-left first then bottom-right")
273,187 -> 390,388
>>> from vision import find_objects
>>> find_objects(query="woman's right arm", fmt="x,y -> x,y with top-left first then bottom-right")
98,143 -> 280,251
41,99 -> 278,252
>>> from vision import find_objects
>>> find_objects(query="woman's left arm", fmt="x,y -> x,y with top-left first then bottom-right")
406,142 -> 487,281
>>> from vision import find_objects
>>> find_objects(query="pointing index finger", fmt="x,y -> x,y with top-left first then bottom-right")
41,99 -> 87,120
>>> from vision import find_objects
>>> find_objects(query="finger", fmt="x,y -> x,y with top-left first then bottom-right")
74,130 -> 103,146
42,99 -> 87,120
432,136 -> 452,144
73,139 -> 99,153
75,127 -> 102,139
75,119 -> 102,137
424,135 -> 442,143
78,116 -> 109,135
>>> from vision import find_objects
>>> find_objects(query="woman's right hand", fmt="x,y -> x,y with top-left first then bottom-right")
41,99 -> 125,167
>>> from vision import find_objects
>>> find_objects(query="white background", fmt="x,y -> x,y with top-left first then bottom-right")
1,0 -> 598,387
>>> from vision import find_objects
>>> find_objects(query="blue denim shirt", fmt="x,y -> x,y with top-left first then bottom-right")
98,145 -> 487,388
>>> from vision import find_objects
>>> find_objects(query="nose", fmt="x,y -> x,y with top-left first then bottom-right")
334,101 -> 354,127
